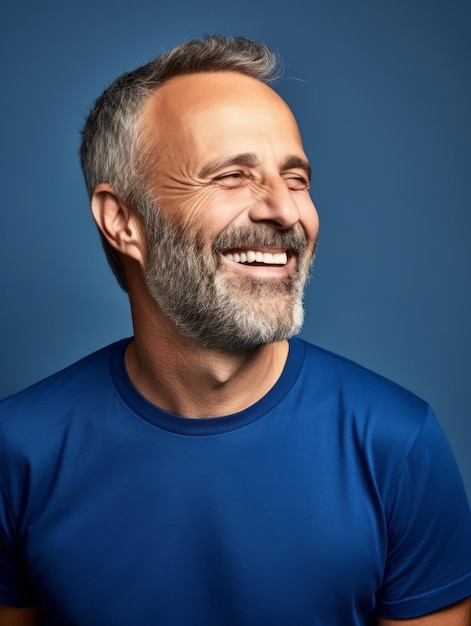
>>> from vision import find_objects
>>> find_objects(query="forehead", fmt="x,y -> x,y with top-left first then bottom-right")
139,71 -> 304,162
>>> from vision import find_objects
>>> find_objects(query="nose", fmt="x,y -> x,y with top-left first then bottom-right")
248,177 -> 301,230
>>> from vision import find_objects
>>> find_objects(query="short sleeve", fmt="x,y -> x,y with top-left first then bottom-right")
0,486 -> 36,607
377,406 -> 471,619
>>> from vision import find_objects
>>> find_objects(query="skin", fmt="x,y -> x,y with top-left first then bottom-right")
1,598 -> 469,626
2,72 -> 469,624
0,606 -> 40,625
377,598 -> 471,625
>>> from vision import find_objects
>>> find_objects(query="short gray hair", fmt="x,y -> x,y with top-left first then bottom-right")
79,34 -> 282,290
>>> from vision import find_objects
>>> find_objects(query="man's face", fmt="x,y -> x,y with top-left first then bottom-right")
137,71 -> 319,351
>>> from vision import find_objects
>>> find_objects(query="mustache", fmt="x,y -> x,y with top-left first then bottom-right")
212,223 -> 308,256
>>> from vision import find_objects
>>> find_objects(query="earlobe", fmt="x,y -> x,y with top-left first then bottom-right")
91,183 -> 145,265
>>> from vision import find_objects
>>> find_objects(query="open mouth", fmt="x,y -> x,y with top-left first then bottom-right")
223,249 -> 288,266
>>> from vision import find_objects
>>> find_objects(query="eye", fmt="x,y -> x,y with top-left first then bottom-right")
212,171 -> 249,189
284,173 -> 310,191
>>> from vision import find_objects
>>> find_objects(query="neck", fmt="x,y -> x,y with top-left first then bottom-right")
125,302 -> 289,418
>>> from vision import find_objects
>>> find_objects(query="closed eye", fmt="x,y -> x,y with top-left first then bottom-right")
212,171 -> 249,189
284,174 -> 310,191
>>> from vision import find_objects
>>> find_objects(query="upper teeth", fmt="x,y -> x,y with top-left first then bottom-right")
224,251 -> 288,265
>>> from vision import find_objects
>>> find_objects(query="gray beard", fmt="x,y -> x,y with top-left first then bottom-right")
143,203 -> 315,352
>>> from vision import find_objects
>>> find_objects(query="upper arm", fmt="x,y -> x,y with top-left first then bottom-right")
377,408 -> 471,619
378,597 -> 471,625
0,605 -> 40,626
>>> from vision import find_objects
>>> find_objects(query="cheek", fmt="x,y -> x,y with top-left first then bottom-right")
298,196 -> 320,244
180,186 -> 256,234
157,185 -> 216,231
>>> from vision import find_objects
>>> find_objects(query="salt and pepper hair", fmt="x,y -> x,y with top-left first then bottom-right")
80,34 -> 282,289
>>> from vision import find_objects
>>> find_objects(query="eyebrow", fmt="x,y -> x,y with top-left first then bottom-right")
198,152 -> 312,181
282,155 -> 312,182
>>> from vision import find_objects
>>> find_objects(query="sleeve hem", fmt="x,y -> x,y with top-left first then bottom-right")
0,582 -> 36,608
377,570 -> 471,619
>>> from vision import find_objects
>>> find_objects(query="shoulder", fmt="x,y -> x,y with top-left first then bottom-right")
289,338 -> 437,486
1,338 -> 130,408
0,338 -> 130,454
0,338 -> 132,532
290,339 -> 471,538
293,337 -> 428,420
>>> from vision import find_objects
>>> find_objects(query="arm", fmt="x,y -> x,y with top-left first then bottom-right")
378,597 -> 471,625
377,407 -> 471,622
0,605 -> 40,626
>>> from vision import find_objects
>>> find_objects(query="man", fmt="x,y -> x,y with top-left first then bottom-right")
0,34 -> 470,625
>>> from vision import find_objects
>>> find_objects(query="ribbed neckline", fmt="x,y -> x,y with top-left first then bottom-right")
108,337 -> 306,436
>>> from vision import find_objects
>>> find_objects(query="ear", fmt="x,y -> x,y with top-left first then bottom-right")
91,183 -> 145,266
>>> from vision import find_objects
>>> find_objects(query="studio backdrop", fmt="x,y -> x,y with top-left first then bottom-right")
1,0 -> 470,497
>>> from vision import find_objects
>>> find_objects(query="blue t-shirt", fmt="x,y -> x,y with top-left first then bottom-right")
0,337 -> 470,625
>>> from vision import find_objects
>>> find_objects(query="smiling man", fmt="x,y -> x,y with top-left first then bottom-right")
0,35 -> 470,625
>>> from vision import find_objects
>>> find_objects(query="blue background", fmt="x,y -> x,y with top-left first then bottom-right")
1,1 -> 470,498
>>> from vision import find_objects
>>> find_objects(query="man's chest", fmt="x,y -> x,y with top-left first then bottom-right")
23,429 -> 385,625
